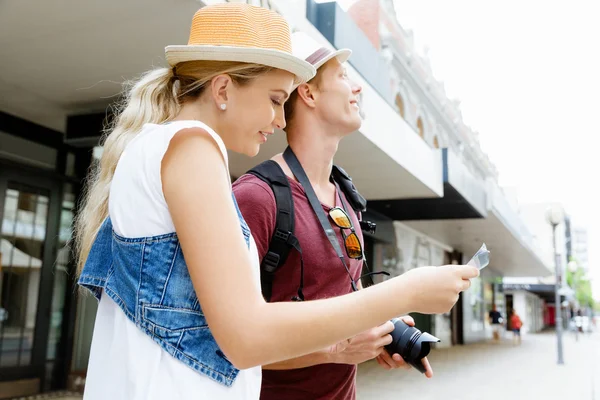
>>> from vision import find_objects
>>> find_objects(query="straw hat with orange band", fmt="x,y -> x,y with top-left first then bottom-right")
165,3 -> 316,84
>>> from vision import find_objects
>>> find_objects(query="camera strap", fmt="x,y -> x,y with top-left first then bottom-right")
283,146 -> 359,292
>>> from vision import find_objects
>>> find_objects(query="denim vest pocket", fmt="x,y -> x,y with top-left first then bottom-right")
142,304 -> 208,336
140,303 -> 238,385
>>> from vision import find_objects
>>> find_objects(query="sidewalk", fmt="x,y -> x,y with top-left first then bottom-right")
357,329 -> 600,400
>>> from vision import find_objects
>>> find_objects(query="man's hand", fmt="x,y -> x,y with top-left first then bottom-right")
328,316 -> 434,378
375,316 -> 433,378
327,320 -> 395,365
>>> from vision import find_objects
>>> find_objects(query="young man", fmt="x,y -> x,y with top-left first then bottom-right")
233,33 -> 431,400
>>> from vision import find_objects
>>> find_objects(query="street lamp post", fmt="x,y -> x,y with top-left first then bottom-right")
546,205 -> 565,365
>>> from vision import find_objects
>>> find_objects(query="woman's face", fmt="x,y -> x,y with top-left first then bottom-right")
222,69 -> 295,157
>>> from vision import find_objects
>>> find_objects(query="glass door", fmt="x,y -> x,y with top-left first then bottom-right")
0,168 -> 62,394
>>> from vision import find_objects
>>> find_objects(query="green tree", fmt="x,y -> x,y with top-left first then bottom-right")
566,258 -> 595,309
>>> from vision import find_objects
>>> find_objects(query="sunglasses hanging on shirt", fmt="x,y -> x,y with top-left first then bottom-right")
331,183 -> 389,287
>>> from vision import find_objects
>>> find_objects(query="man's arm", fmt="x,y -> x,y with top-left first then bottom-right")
262,347 -> 337,370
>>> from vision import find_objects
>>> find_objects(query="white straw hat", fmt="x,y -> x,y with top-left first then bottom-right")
165,4 -> 316,84
291,31 -> 352,71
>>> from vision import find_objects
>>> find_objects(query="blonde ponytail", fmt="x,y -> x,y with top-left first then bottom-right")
74,61 -> 273,275
74,67 -> 178,274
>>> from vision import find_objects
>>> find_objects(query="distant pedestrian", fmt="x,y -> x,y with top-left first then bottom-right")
510,310 -> 522,345
489,305 -> 503,341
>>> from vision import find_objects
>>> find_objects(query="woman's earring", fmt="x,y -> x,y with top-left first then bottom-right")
220,104 -> 227,111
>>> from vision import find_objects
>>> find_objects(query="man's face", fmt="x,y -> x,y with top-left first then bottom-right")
313,58 -> 363,134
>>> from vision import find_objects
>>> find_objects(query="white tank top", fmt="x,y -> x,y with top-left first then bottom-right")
83,121 -> 262,400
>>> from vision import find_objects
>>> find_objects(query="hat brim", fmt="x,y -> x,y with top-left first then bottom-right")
312,48 -> 352,70
165,45 -> 316,84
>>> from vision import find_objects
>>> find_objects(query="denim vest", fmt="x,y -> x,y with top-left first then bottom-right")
78,193 -> 251,387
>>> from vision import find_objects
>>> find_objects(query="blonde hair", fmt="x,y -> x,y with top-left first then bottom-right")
74,61 -> 272,275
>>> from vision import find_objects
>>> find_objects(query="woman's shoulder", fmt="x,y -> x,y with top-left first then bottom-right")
163,121 -> 229,164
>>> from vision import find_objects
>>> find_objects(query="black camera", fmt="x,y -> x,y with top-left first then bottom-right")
385,318 -> 440,374
359,220 -> 376,235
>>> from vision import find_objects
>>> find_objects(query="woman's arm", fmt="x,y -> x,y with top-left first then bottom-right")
162,128 -> 477,369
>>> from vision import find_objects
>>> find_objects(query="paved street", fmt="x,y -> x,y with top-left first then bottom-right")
357,329 -> 600,400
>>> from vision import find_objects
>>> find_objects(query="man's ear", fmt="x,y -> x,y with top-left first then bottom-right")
210,74 -> 233,109
296,82 -> 318,109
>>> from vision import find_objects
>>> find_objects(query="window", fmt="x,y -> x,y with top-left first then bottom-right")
395,94 -> 405,118
433,136 -> 440,148
416,117 -> 424,138
470,278 -> 484,332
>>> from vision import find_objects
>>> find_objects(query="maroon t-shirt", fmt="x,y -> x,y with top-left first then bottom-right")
233,173 -> 364,400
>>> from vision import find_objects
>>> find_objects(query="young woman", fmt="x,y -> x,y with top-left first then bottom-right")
75,4 -> 479,399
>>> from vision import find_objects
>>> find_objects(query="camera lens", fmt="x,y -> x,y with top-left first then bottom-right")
385,318 -> 440,374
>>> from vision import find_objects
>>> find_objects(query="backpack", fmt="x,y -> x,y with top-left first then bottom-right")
247,159 -> 374,301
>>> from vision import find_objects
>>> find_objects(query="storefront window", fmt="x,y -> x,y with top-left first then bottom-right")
44,183 -> 76,388
0,187 -> 48,367
527,297 -> 534,332
470,278 -> 484,332
483,281 -> 494,327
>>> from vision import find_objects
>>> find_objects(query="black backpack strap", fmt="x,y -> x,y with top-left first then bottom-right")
247,160 -> 304,302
